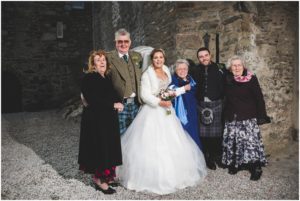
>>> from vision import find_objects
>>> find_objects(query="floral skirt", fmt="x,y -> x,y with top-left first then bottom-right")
222,118 -> 267,168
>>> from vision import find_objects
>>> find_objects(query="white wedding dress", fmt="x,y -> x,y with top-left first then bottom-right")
116,65 -> 207,195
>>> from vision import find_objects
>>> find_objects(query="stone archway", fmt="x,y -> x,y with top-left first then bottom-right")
2,71 -> 22,113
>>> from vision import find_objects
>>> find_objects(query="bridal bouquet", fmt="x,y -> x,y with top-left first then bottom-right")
158,88 -> 176,115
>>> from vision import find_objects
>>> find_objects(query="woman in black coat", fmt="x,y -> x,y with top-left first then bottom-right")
78,50 -> 123,194
222,55 -> 270,181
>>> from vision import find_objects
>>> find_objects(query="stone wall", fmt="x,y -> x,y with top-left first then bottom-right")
252,2 -> 298,152
92,1 -> 298,152
2,2 -> 93,111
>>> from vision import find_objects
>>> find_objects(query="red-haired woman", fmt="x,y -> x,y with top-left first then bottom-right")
78,50 -> 123,194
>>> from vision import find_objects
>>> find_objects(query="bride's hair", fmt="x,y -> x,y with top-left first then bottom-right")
150,48 -> 166,61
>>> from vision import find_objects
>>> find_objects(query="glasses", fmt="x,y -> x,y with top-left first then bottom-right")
116,40 -> 130,45
177,68 -> 188,71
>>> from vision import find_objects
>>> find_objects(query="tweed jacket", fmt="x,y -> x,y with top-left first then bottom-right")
107,49 -> 143,103
140,65 -> 172,107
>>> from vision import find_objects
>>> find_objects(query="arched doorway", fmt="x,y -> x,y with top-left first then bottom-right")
2,71 -> 22,113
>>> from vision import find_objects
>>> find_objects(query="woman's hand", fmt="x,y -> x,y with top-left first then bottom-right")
184,83 -> 191,91
168,90 -> 176,97
114,102 -> 124,112
159,100 -> 172,108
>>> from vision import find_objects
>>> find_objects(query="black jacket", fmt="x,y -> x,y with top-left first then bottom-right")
224,72 -> 270,124
191,62 -> 227,103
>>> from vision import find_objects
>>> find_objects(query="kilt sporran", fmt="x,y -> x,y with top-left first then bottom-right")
198,99 -> 223,137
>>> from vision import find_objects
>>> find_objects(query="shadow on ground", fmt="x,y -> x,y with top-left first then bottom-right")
2,111 -> 92,186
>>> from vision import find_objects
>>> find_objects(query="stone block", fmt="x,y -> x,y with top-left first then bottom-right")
181,49 -> 198,63
199,20 -> 219,30
177,19 -> 199,32
222,15 -> 242,25
176,33 -> 201,49
176,2 -> 196,9
58,42 -> 68,48
233,2 -> 257,14
41,33 -> 56,41
241,21 -> 252,32
219,7 -> 234,21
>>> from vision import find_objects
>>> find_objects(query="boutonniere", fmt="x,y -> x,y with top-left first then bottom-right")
131,55 -> 143,69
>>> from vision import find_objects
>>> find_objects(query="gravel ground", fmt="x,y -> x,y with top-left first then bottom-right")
1,110 -> 299,200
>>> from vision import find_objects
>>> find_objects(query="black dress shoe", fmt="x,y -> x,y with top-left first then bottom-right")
94,183 -> 116,194
216,160 -> 226,169
228,166 -> 238,175
206,161 -> 216,170
250,168 -> 262,181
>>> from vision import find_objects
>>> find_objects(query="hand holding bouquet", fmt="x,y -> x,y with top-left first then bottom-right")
158,88 -> 176,115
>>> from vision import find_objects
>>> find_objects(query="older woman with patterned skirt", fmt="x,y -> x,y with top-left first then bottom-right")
222,55 -> 271,181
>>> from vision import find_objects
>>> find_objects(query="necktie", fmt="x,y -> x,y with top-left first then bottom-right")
123,54 -> 128,63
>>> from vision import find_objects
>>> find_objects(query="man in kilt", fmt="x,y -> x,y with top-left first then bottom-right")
191,47 -> 227,170
107,28 -> 143,135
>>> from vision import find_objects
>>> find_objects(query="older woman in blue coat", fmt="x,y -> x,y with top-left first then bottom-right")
170,59 -> 202,150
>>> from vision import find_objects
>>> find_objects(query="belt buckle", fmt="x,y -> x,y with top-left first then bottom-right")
125,97 -> 134,104
204,97 -> 212,102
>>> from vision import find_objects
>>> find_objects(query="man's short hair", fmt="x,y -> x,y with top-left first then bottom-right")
196,47 -> 210,57
115,28 -> 130,40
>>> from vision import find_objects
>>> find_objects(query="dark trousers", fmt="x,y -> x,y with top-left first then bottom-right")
200,136 -> 223,164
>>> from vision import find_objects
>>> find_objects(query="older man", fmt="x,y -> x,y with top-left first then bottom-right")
107,28 -> 143,135
191,47 -> 227,170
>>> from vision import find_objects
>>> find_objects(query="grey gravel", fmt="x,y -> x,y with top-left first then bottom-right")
1,110 -> 299,200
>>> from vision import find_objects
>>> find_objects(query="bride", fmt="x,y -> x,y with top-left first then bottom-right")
116,48 -> 207,195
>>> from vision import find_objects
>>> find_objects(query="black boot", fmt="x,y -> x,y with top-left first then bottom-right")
215,155 -> 226,169
201,138 -> 216,170
228,165 -> 238,175
207,159 -> 216,170
205,154 -> 216,170
249,162 -> 262,181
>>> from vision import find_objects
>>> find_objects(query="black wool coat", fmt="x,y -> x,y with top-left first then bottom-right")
224,73 -> 270,124
78,72 -> 122,173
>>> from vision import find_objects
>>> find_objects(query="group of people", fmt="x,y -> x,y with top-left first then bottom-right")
78,28 -> 271,195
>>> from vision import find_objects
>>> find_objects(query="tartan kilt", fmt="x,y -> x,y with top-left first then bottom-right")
118,102 -> 139,135
198,100 -> 223,137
